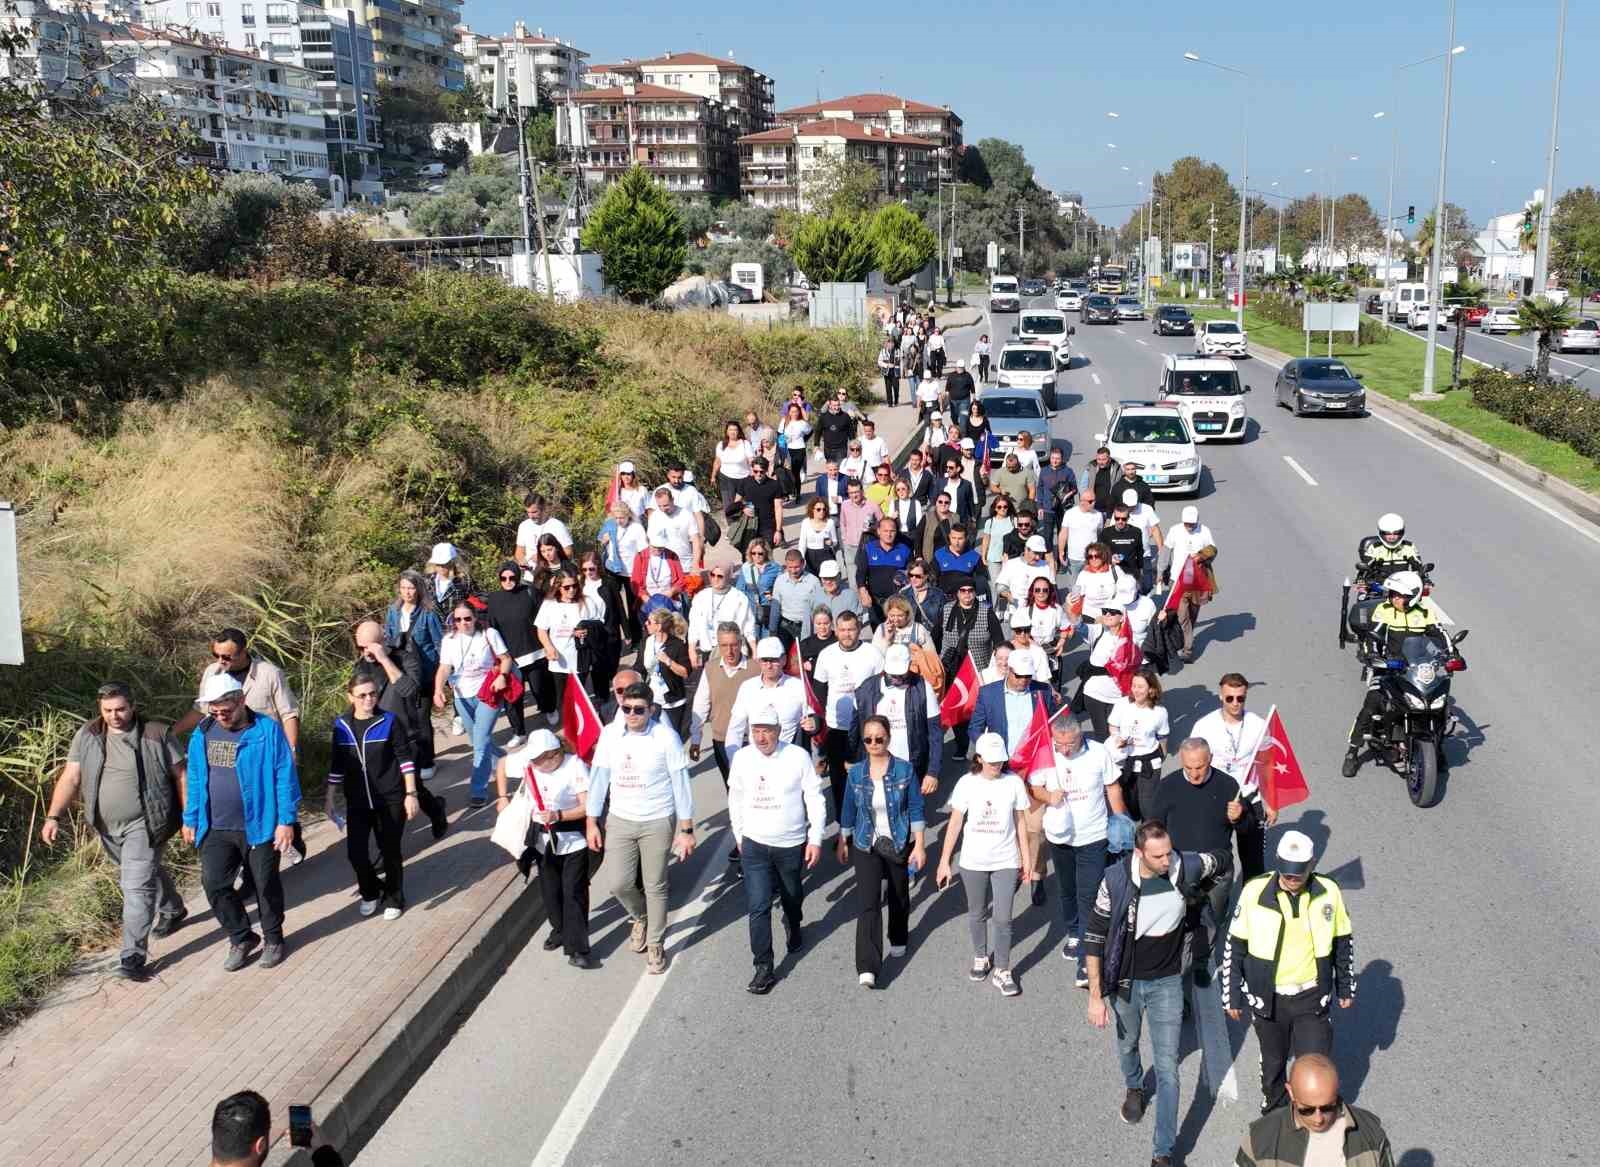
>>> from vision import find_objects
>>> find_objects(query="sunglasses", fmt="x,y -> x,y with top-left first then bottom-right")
1295,1101 -> 1341,1118
559,582 -> 578,590
452,616 -> 475,624
862,735 -> 888,745
500,573 -> 518,581
1031,585 -> 1051,593
1223,695 -> 1247,704
210,651 -> 237,660
907,572 -> 924,580
621,703 -> 650,714
1086,554 -> 1104,562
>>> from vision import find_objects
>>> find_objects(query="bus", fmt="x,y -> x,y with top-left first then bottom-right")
1096,264 -> 1127,294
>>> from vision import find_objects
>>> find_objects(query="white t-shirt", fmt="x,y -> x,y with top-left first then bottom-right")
507,751 -> 589,856
1025,602 -> 1070,647
1192,708 -> 1267,793
1007,641 -> 1052,682
1128,503 -> 1162,549
591,720 -> 687,822
662,482 -> 710,516
648,507 -> 699,562
643,636 -> 686,709
1031,740 -> 1120,845
949,771 -> 1030,871
1082,623 -> 1125,705
516,516 -> 574,555
872,677 -> 938,764
534,597 -> 601,674
812,642 -> 884,730
609,521 -> 650,573
618,485 -> 650,519
717,439 -> 754,481
687,586 -> 756,653
798,518 -> 837,553
916,380 -> 942,406
439,628 -> 508,697
1165,522 -> 1216,572
1075,566 -> 1130,618
1013,446 -> 1041,475
859,434 -> 889,468
783,419 -> 812,449
839,455 -> 867,482
727,741 -> 826,849
996,556 -> 1054,604
1061,506 -> 1105,561
1107,699 -> 1170,760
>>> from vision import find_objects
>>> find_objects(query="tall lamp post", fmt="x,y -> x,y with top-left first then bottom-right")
1376,45 -> 1466,304
1184,52 -> 1248,328
1418,0 -> 1460,400
1531,0 -> 1567,297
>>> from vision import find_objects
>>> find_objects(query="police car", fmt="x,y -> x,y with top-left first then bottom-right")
1094,401 -> 1203,496
1158,352 -> 1252,441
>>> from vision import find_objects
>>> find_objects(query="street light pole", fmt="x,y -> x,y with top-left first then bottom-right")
1531,0 -> 1567,297
1384,46 -> 1466,308
1185,52 -> 1250,328
1419,0 -> 1458,400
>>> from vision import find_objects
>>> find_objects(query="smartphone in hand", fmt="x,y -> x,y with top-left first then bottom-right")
288,1105 -> 313,1148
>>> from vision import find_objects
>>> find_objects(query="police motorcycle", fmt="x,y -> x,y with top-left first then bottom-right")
1339,571 -> 1467,808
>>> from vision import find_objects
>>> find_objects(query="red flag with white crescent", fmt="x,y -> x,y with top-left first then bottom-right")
786,639 -> 826,719
1164,554 -> 1197,613
561,674 -> 601,763
1249,705 -> 1311,812
1106,615 -> 1144,696
1008,694 -> 1060,778
939,652 -> 980,729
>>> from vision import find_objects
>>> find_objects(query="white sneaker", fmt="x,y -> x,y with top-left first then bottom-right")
450,716 -> 464,737
505,734 -> 527,750
383,906 -> 403,921
858,972 -> 876,988
420,767 -> 436,781
359,899 -> 379,917
887,945 -> 906,958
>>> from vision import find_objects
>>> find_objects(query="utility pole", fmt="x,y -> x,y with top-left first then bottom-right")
1208,204 -> 1217,300
1018,207 -> 1026,275
1532,0 -> 1567,297
1419,0 -> 1458,400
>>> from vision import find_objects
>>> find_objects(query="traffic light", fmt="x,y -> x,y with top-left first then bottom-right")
1407,205 -> 1415,225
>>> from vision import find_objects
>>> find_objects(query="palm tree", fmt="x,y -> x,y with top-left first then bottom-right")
1303,272 -> 1341,301
1515,295 -> 1575,379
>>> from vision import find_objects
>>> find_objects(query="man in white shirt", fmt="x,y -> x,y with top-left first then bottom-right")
686,564 -> 756,668
514,493 -> 574,564
1190,672 -> 1276,880
858,418 -> 890,470
1118,488 -> 1164,594
1163,504 -> 1216,663
995,535 -> 1055,618
647,485 -> 703,568
726,637 -> 814,751
1057,489 -> 1106,577
1030,717 -> 1126,985
585,682 -> 695,975
727,706 -> 826,994
810,611 -> 883,823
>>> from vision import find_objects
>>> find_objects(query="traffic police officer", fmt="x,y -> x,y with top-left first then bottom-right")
1357,512 -> 1421,570
1343,570 -> 1451,776
1222,830 -> 1355,1114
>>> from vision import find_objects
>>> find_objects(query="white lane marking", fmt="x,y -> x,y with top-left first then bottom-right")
1135,338 -> 1149,347
1115,328 -> 1128,335
528,854 -> 726,1166
1091,373 -> 1102,386
1282,456 -> 1319,486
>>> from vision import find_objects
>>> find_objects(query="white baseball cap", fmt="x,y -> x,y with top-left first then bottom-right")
1121,488 -> 1140,508
1276,830 -> 1315,877
682,469 -> 696,483
930,410 -> 943,419
961,437 -> 976,450
884,644 -> 912,675
1008,652 -> 1036,676
524,728 -> 562,757
618,460 -> 636,474
1181,505 -> 1200,524
649,531 -> 670,548
427,541 -> 457,566
751,704 -> 782,727
974,732 -> 1009,764
755,636 -> 785,660
1025,534 -> 1047,553
819,560 -> 840,578
198,672 -> 243,703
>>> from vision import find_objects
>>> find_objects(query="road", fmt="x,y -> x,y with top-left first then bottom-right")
357,293 -> 1600,1166
1380,310 -> 1600,395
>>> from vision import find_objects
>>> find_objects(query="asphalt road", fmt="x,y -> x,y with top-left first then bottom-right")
358,294 -> 1600,1167
1379,311 -> 1600,395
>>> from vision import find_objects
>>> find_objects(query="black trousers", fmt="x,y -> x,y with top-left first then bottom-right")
849,842 -> 910,978
1083,694 -> 1115,742
787,448 -> 807,497
201,829 -> 286,945
883,371 -> 900,406
1121,751 -> 1164,822
1254,988 -> 1334,1113
539,845 -> 592,957
348,799 -> 406,908
1236,819 -> 1268,881
506,662 -> 552,736
821,728 -> 852,817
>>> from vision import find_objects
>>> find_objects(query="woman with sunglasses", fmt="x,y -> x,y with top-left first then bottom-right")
796,498 -> 838,578
433,604 -> 511,807
485,560 -> 540,748
536,570 -> 604,699
896,558 -> 946,633
1107,668 -> 1169,821
577,551 -> 628,698
1022,579 -> 1073,687
326,671 -> 418,920
935,731 -> 1033,998
711,420 -> 754,512
835,714 -> 926,989
780,403 -> 811,502
734,539 -> 780,632
1074,540 -> 1131,622
384,570 -> 443,774
642,608 -> 692,740
979,495 -> 1016,588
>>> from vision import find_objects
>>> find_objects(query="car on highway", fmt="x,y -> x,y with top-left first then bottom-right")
1459,305 -> 1488,327
1555,318 -> 1600,353
1480,306 -> 1520,334
1159,353 -> 1251,440
1152,304 -> 1195,336
977,388 -> 1051,457
1020,278 -> 1049,297
1016,309 -> 1074,369
1082,294 -> 1119,324
1055,288 -> 1083,311
1115,295 -> 1145,321
1404,303 -> 1446,330
990,275 -> 1021,313
995,342 -> 1059,411
1274,357 -> 1368,417
1197,318 -> 1249,357
1095,402 -> 1203,496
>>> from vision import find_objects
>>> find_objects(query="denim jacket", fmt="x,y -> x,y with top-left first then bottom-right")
838,755 -> 926,853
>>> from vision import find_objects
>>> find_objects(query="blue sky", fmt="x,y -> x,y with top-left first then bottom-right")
463,0 -> 1597,231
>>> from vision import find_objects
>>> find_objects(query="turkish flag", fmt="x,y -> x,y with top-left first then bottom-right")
560,674 -> 602,763
786,639 -> 826,720
1106,616 -> 1144,697
1008,694 -> 1058,778
939,651 -> 979,729
1249,706 -> 1311,813
604,472 -> 621,513
1164,553 -> 1197,613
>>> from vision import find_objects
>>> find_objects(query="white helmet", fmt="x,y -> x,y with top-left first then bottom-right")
1383,570 -> 1423,599
1377,513 -> 1405,546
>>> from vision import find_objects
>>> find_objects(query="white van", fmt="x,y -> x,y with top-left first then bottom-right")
1383,282 -> 1428,321
1016,308 -> 1074,368
1159,353 -> 1251,441
417,162 -> 448,179
990,276 -> 1021,313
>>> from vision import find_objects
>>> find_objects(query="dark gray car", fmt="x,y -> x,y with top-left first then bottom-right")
1275,358 -> 1368,417
1082,294 -> 1118,324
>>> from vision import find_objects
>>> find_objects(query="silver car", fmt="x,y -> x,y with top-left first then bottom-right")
1555,318 -> 1600,353
977,388 -> 1050,457
1115,295 -> 1145,321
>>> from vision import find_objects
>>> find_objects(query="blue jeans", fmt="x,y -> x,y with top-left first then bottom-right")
1112,974 -> 1183,1158
1049,837 -> 1108,945
452,694 -> 501,799
741,838 -> 804,971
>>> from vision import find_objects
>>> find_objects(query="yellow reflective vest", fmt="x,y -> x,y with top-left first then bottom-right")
1222,873 -> 1354,1019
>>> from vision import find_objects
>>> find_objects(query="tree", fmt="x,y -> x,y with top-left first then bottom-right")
867,203 -> 936,284
256,210 -> 412,287
1413,203 -> 1474,272
580,166 -> 687,302
1303,272 -> 1341,301
1520,202 -> 1541,253
724,202 -> 774,243
801,153 -> 884,217
787,213 -> 874,283
169,172 -> 321,275
1551,186 -> 1600,291
525,108 -> 559,166
1516,295 -> 1577,379
673,195 -> 720,247
402,190 -> 486,236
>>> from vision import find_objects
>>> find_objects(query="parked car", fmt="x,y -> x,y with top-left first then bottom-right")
1274,358 -> 1368,418
1555,318 -> 1600,353
1152,305 -> 1195,336
1481,306 -> 1520,334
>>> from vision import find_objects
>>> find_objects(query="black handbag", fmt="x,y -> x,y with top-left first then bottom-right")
871,832 -> 911,864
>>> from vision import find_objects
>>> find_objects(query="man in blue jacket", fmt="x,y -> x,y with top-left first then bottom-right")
183,672 -> 301,972
968,652 -> 1055,758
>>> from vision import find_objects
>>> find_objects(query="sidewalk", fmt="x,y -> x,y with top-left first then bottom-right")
0,731 -> 538,1167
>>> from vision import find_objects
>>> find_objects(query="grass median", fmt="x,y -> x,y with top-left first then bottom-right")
1193,307 -> 1600,495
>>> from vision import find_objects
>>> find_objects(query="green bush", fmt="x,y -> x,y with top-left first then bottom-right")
1468,365 -> 1600,463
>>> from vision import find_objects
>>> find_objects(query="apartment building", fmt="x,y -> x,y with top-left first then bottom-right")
321,0 -> 462,91
774,93 -> 961,181
580,50 -> 771,136
737,119 -> 936,211
561,81 -> 735,197
102,26 -> 329,179
456,20 -> 585,108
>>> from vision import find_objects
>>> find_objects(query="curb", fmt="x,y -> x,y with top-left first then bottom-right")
1246,338 -> 1600,532
277,869 -> 545,1165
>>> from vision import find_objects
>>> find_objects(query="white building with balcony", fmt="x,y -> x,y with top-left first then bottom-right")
0,0 -> 97,96
456,20 -> 585,107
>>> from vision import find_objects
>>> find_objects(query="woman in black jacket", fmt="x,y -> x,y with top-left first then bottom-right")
325,672 -> 418,919
577,550 -> 627,697
484,560 -> 540,745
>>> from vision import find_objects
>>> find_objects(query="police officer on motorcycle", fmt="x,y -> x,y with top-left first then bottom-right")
1342,570 -> 1450,776
1357,513 -> 1421,572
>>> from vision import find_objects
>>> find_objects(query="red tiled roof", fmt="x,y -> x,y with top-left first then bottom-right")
738,119 -> 936,148
631,51 -> 754,70
776,92 -> 957,119
578,83 -> 703,102
584,62 -> 638,74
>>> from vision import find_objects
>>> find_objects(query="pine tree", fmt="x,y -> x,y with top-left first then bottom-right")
580,167 -> 687,303
787,213 -> 875,284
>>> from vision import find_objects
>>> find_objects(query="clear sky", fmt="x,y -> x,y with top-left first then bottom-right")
462,0 -> 1596,232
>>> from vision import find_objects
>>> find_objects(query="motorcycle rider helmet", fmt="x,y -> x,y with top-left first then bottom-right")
1383,570 -> 1423,601
1377,512 -> 1405,547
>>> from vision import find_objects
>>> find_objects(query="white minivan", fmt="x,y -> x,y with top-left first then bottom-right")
990,276 -> 1021,313
1384,282 -> 1428,322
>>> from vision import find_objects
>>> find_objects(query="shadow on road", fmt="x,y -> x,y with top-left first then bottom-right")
1337,957 -> 1405,1103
